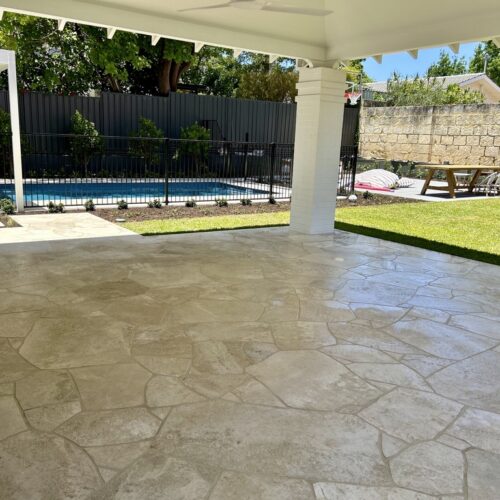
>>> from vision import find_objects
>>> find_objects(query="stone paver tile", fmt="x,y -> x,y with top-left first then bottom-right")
390,442 -> 464,496
335,280 -> 415,307
145,375 -> 206,407
447,407 -> 500,453
20,317 -> 132,369
16,370 -> 79,410
0,431 -> 102,499
0,396 -> 27,440
314,482 -> 435,499
0,382 -> 14,395
92,452 -> 217,500
0,339 -> 38,383
321,344 -> 396,364
103,295 -> 168,327
185,322 -> 273,342
159,400 -> 390,484
381,433 -> 408,458
349,303 -> 408,327
183,371 -> 251,399
131,337 -> 192,358
428,351 -> 500,412
348,363 -> 429,391
360,387 -> 462,443
0,311 -> 39,338
449,314 -> 500,340
401,354 -> 452,377
466,449 -> 500,500
192,341 -> 251,374
247,350 -> 381,411
25,401 -> 81,431
385,319 -> 496,360
171,299 -> 265,323
436,433 -> 470,450
0,292 -> 50,315
231,379 -> 285,407
210,471 -> 314,499
57,407 -> 161,446
85,441 -> 152,471
260,295 -> 300,322
406,306 -> 450,324
134,356 -> 190,376
404,295 -> 483,313
328,323 -> 420,354
271,321 -> 335,350
71,363 -> 151,410
299,300 -> 356,323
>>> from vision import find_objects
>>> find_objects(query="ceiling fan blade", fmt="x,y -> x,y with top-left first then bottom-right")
262,4 -> 332,16
178,2 -> 233,12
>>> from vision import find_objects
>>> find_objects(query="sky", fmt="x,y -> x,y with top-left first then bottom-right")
363,42 -> 481,82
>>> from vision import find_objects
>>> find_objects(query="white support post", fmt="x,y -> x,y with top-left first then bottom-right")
107,27 -> 117,39
290,67 -> 346,234
2,51 -> 24,211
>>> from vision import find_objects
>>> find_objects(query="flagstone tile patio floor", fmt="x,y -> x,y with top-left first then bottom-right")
1,226 -> 499,499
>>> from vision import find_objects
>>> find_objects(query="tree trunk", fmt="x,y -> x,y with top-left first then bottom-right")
159,59 -> 172,96
107,75 -> 122,93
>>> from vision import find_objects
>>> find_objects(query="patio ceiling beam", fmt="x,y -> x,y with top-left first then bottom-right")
57,18 -> 67,31
233,49 -> 243,58
269,54 -> 279,64
0,8 -> 3,20
107,27 -> 116,39
151,35 -> 161,46
0,0 -> 326,63
493,37 -> 500,48
372,55 -> 383,64
194,42 -> 205,53
407,49 -> 419,59
448,43 -> 460,54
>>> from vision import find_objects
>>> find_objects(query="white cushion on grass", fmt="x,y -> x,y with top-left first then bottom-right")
356,169 -> 399,188
397,177 -> 414,188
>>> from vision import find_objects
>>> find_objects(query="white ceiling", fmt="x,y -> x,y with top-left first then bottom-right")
1,0 -> 499,64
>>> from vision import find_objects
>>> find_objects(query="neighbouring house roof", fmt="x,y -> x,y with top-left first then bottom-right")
365,73 -> 500,94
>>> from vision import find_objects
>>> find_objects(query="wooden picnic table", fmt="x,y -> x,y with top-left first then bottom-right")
420,164 -> 500,198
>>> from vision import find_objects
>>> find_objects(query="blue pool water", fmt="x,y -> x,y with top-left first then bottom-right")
1,181 -> 269,204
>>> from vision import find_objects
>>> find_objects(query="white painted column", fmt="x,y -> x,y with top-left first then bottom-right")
4,50 -> 24,211
290,67 -> 346,234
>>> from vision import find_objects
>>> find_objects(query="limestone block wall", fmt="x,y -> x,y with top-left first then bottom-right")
359,104 -> 500,165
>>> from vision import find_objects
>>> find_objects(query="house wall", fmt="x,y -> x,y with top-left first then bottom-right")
359,104 -> 500,165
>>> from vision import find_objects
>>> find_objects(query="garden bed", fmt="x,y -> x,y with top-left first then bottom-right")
93,194 -> 415,223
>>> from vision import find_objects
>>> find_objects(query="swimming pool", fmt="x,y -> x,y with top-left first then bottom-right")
1,180 -> 274,206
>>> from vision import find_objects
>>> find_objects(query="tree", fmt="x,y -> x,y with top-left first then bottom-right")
427,51 -> 467,77
236,69 -> 298,102
384,74 -> 484,106
469,41 -> 500,86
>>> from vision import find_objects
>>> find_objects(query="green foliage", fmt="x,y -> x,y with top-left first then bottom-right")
362,190 -> 374,200
469,41 -> 500,86
129,117 -> 164,169
427,51 -> 467,77
344,59 -> 373,84
70,111 -> 103,169
0,198 -> 15,214
215,198 -> 228,207
185,199 -> 197,208
384,74 -> 484,106
148,199 -> 162,208
47,201 -> 64,213
117,199 -> 128,210
84,199 -> 95,211
178,123 -> 210,173
236,69 -> 298,102
240,198 -> 252,206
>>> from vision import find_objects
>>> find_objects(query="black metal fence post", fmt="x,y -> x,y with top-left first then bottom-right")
269,142 -> 276,199
243,132 -> 249,181
164,138 -> 169,205
350,146 -> 358,193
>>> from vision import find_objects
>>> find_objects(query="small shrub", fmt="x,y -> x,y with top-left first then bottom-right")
362,190 -> 374,200
129,118 -> 164,173
215,198 -> 228,207
185,199 -> 197,208
47,201 -> 64,213
240,198 -> 252,206
70,110 -> 103,171
84,199 -> 95,211
269,196 -> 277,205
147,199 -> 162,209
117,199 -> 128,210
0,198 -> 15,215
177,123 -> 211,176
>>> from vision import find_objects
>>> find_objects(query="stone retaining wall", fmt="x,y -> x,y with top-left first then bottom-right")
359,104 -> 500,165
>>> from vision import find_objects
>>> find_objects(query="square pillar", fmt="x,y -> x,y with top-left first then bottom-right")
290,67 -> 346,234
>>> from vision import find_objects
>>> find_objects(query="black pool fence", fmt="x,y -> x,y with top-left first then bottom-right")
0,134 -> 358,207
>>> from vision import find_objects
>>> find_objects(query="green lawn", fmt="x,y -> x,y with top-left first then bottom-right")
123,199 -> 500,265
335,199 -> 500,265
124,211 -> 290,235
